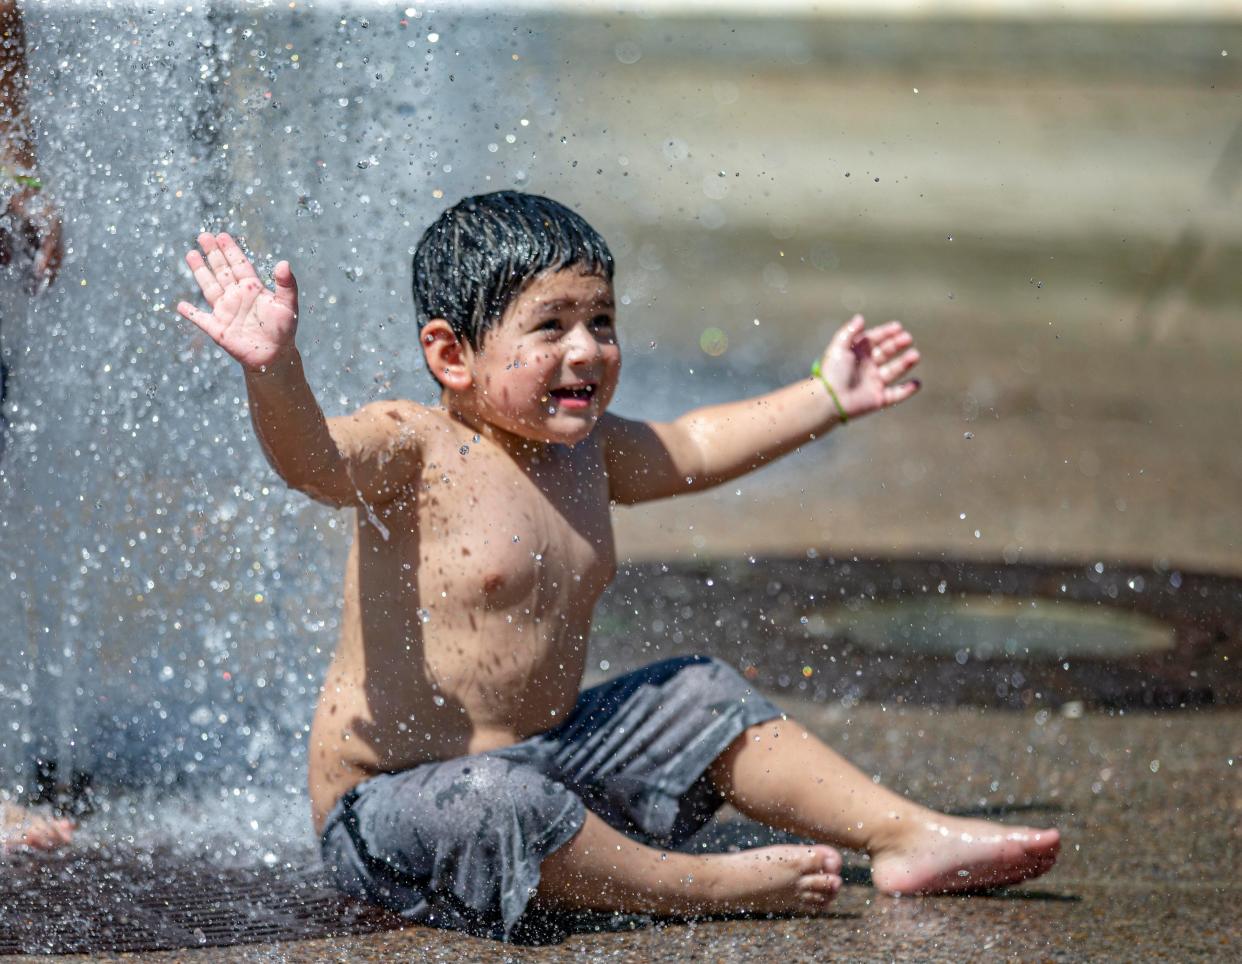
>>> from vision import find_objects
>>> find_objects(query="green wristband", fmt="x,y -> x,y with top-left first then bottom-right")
811,359 -> 849,423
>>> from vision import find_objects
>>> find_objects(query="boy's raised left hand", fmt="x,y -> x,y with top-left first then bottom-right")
815,314 -> 920,420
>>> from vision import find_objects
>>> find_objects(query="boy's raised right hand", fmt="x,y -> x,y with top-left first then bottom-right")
177,232 -> 298,371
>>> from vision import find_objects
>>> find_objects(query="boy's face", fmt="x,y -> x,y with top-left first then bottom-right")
467,266 -> 620,445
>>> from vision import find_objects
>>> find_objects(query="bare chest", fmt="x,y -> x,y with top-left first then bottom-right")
400,438 -> 616,608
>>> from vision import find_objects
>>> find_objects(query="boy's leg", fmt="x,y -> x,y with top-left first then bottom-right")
707,718 -> 1060,895
534,807 -> 841,917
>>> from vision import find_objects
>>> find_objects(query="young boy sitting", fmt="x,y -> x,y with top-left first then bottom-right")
177,192 -> 1059,940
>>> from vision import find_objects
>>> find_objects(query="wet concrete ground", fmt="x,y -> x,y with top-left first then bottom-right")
15,696 -> 1234,962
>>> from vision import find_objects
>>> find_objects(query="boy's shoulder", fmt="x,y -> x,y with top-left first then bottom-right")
335,398 -> 461,453
348,397 -> 436,427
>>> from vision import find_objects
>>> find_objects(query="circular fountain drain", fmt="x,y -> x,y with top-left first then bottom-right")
803,596 -> 1176,660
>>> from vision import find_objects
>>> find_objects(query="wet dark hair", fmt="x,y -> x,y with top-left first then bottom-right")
411,191 -> 614,378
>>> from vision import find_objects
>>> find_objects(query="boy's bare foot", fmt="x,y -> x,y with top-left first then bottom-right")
870,815 -> 1060,895
0,804 -> 75,853
537,810 -> 841,919
705,844 -> 842,915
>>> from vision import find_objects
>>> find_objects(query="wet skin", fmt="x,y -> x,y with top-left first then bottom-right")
310,415 -> 620,829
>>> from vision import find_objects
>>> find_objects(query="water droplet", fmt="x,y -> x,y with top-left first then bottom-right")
418,608 -> 431,623
963,431 -> 974,440
433,694 -> 445,706
512,535 -> 520,543
459,444 -> 469,455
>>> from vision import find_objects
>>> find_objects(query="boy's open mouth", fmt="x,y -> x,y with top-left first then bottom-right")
549,383 -> 597,409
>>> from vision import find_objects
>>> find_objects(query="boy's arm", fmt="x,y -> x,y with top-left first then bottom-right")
177,232 -> 420,507
603,315 -> 919,505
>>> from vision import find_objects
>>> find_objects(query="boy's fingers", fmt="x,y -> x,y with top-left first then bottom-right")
203,244 -> 236,289
177,300 -> 225,340
186,251 -> 224,306
866,321 -> 904,344
217,232 -> 260,283
196,231 -> 223,279
881,348 -> 920,382
830,314 -> 865,349
272,260 -> 298,313
872,330 -> 913,364
884,378 -> 920,407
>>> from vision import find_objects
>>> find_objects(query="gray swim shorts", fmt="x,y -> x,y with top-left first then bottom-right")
320,655 -> 782,940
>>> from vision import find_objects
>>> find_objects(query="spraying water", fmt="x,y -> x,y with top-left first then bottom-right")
0,2 -> 577,859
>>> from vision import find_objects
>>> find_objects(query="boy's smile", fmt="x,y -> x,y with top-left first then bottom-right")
462,266 -> 620,447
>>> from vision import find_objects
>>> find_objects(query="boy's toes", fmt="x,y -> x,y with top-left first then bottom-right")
796,845 -> 840,876
1012,827 -> 1060,866
797,872 -> 843,904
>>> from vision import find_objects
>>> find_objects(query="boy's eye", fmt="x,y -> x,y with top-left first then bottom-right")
590,314 -> 614,330
538,318 -> 562,332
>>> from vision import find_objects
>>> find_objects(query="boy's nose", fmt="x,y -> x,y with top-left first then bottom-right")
566,327 -> 601,366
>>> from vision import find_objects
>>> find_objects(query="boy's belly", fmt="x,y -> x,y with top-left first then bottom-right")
307,628 -> 590,833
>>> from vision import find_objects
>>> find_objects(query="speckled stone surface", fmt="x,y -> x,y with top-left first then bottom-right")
27,699 -> 1238,963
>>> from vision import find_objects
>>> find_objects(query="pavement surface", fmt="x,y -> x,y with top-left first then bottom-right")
20,698 -> 1237,962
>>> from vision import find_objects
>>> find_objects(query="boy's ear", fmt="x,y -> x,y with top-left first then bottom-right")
421,319 -> 472,392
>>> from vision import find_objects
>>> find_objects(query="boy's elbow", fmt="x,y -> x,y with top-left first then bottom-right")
283,470 -> 355,509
